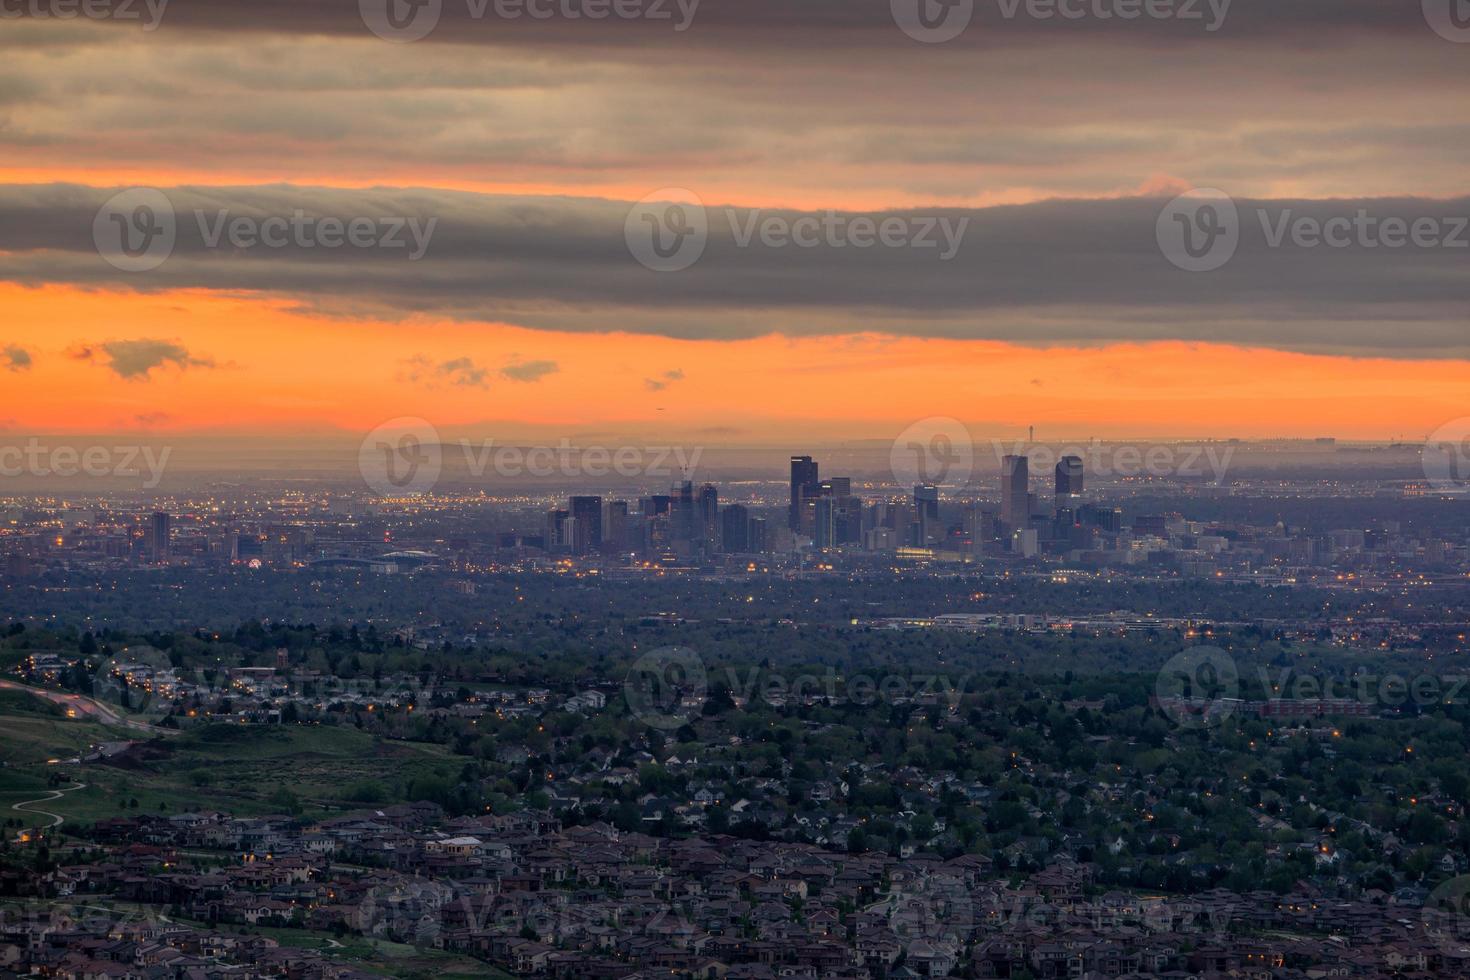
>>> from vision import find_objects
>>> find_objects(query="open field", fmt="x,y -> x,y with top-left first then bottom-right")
0,696 -> 465,827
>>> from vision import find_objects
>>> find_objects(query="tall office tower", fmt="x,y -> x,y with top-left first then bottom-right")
813,497 -> 837,549
748,516 -> 767,553
1056,455 -> 1084,497
549,511 -> 570,549
913,484 -> 939,522
913,484 -> 940,546
834,496 -> 863,544
824,476 -> 851,497
1000,455 -> 1030,529
672,481 -> 696,542
151,511 -> 171,563
698,484 -> 719,544
605,500 -> 629,553
789,455 -> 820,531
721,503 -> 750,552
569,496 -> 603,555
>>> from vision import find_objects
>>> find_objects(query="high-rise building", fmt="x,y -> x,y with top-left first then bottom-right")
546,508 -> 570,550
698,484 -> 719,544
1000,455 -> 1029,529
748,517 -> 767,553
913,484 -> 940,546
151,511 -> 171,563
605,500 -> 629,553
569,496 -> 603,554
672,481 -> 696,542
813,497 -> 837,549
789,455 -> 820,531
721,503 -> 750,552
1056,455 -> 1084,497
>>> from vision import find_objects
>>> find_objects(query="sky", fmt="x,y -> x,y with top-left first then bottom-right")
2,0 -> 1468,444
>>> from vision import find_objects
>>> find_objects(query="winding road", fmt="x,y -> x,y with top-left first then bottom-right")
10,781 -> 85,838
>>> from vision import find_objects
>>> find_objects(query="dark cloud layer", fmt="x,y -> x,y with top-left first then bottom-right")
21,0 -> 1439,47
5,183 -> 1469,357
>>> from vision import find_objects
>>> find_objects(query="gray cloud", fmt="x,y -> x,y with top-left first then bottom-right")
2,345 -> 31,371
68,338 -> 214,379
6,183 -> 1470,357
401,355 -> 493,388
645,369 -> 685,391
501,359 -> 560,382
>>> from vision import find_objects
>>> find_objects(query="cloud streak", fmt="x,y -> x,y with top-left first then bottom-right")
3,184 -> 1469,357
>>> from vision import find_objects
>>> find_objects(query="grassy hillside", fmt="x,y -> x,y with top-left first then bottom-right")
1,710 -> 464,827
